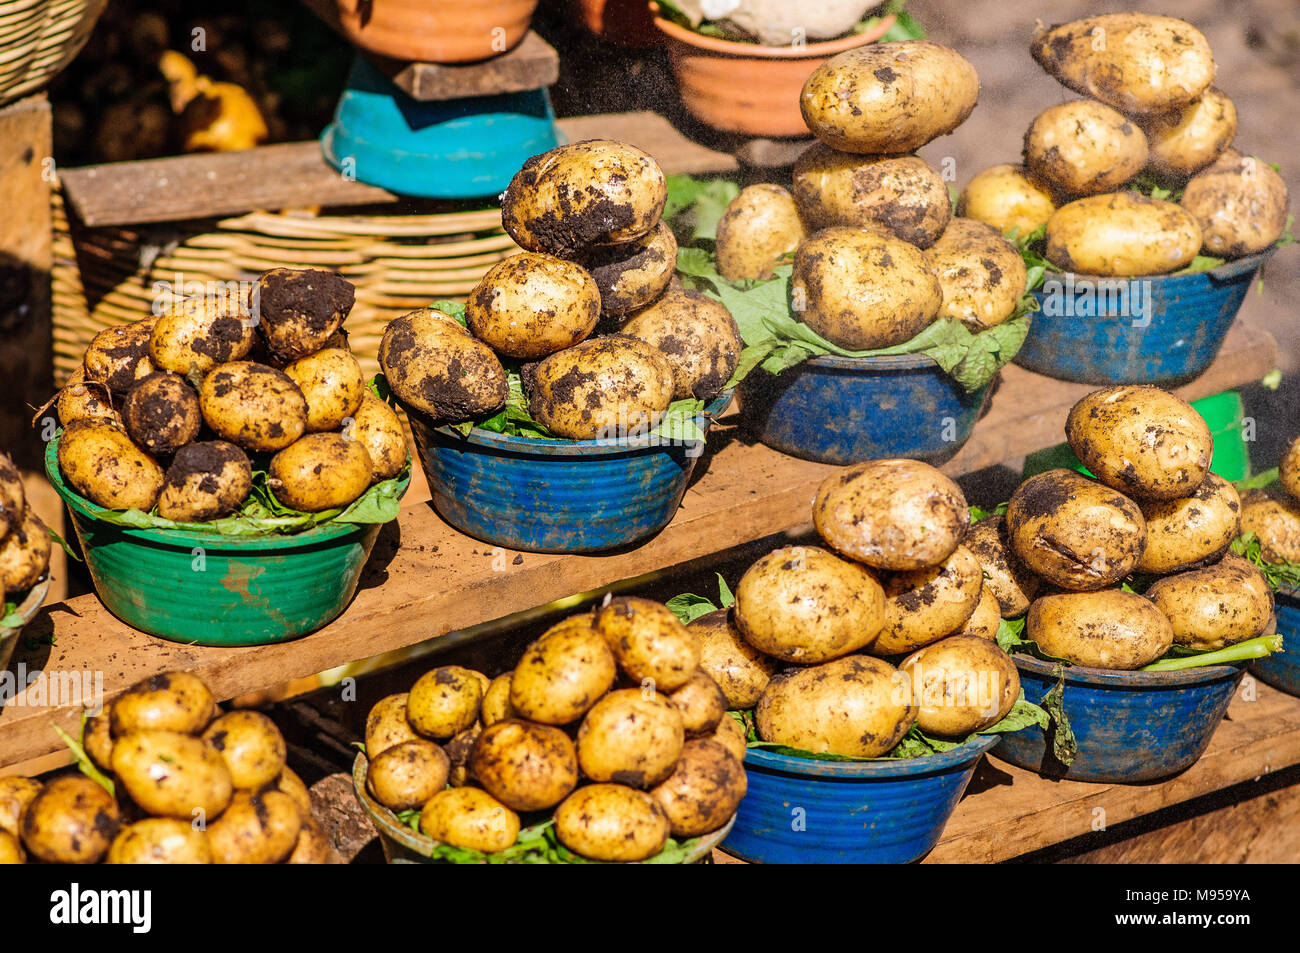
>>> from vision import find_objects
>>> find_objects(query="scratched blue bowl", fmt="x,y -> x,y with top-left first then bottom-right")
407,393 -> 732,554
993,654 -> 1243,783
1251,588 -> 1300,696
1017,250 -> 1275,385
721,736 -> 996,864
738,354 -> 992,466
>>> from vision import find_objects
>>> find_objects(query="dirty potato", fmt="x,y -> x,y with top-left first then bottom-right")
84,320 -> 156,395
957,163 -> 1059,238
579,221 -> 678,316
110,671 -> 216,736
252,268 -> 355,361
199,361 -> 308,452
202,710 -> 287,790
56,368 -> 118,426
0,777 -> 41,838
690,608 -> 779,710
964,515 -> 1040,617
466,253 -> 602,358
122,372 -> 201,455
149,301 -> 255,377
954,585 -> 1002,640
0,507 -> 50,595
554,785 -> 670,862
367,739 -> 450,811
1026,589 -> 1174,669
470,719 -> 578,811
1284,438 -> 1300,502
268,433 -> 372,512
406,666 -> 483,740
620,289 -> 742,401
419,787 -> 520,853
1143,87 -> 1237,180
509,614 -> 616,725
594,597 -> 700,691
873,545 -> 984,655
58,419 -> 165,510
0,454 -> 20,543
668,670 -> 727,738
346,393 -> 407,481
111,730 -> 233,820
925,217 -> 1028,330
1138,473 -> 1241,574
378,308 -> 508,422
1045,191 -> 1202,277
650,739 -> 746,838
1023,100 -> 1149,196
716,184 -> 808,281
901,635 -> 1020,735
711,713 -> 747,763
157,440 -> 252,522
107,818 -> 213,864
365,693 -> 421,758
20,776 -> 119,864
1146,555 -> 1273,651
1180,149 -> 1290,257
283,347 -> 366,432
480,673 -> 516,727
207,790 -> 301,864
577,689 -> 685,788
1240,490 -> 1300,564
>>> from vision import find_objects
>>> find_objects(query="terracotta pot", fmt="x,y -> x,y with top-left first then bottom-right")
573,0 -> 658,47
336,0 -> 540,64
650,4 -> 896,137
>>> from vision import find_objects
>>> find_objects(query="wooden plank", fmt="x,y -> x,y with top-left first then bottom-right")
381,32 -> 559,102
0,321 -> 1276,768
58,114 -> 739,228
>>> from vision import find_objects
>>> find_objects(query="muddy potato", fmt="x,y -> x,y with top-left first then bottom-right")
0,507 -> 50,595
1240,490 -> 1300,563
0,830 -> 22,864
594,596 -> 700,692
207,790 -> 301,864
814,459 -> 969,570
509,614 -> 616,725
735,545 -> 886,663
554,784 -> 669,862
901,635 -> 1020,735
470,719 -> 578,811
926,218 -> 1028,330
1138,473 -> 1241,574
711,713 -> 747,762
157,440 -> 252,522
112,730 -> 234,819
443,722 -> 481,768
1146,555 -> 1273,651
282,347 -> 365,432
792,144 -> 952,247
958,164 -> 1059,238
252,268 -> 355,361
577,689 -> 684,788
274,767 -> 312,818
84,713 -> 114,771
199,361 -> 307,452
480,673 -> 517,727
620,289 -> 742,401
1006,469 -> 1146,591
801,41 -> 980,154
650,739 -> 746,838
1023,100 -> 1149,197
466,253 -> 601,358
365,693 -> 421,758
1067,386 -> 1213,500
378,308 -> 508,422
690,608 -> 779,710
579,221 -> 677,317
84,320 -> 156,395
122,372 -> 201,455
58,419 -> 165,510
1045,192 -> 1202,276
964,515 -> 1040,617
793,227 -> 942,350
716,184 -> 808,281
1143,88 -> 1237,180
367,739 -> 450,811
419,787 -> 520,853
110,671 -> 215,737
756,655 -> 916,758
525,335 -> 675,440
107,818 -> 213,864
407,666 -> 483,740
1031,14 -> 1215,116
1181,150 -> 1290,258
346,393 -> 407,480
1026,589 -> 1174,669
0,777 -> 41,837
149,302 -> 255,377
668,670 -> 726,737
56,368 -> 118,426
20,776 -> 119,864
287,815 -> 336,864
954,585 -> 1002,640
268,433 -> 372,512
202,710 -> 286,790
0,454 -> 20,543
874,545 -> 984,655
1284,438 -> 1300,502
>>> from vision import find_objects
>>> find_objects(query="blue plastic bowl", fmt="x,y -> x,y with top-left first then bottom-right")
994,654 -> 1243,783
721,736 -> 996,864
407,394 -> 732,554
738,354 -> 991,466
321,56 -> 561,199
1016,250 -> 1275,385
1251,588 -> 1300,696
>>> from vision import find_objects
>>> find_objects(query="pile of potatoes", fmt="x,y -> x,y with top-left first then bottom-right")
0,671 -> 334,864
362,600 -> 747,862
958,12 -> 1290,275
378,140 -> 742,440
1239,436 -> 1300,568
55,267 -> 407,518
0,452 -> 51,605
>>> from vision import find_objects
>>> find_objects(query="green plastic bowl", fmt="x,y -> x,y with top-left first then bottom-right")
45,436 -> 405,647
1,576 -> 50,672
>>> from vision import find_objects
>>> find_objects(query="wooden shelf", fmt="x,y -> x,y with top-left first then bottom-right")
0,320 -> 1276,773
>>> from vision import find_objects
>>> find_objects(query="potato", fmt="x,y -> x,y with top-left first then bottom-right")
1143,88 -> 1237,180
1045,192 -> 1202,276
1067,386 -> 1212,500
964,515 -> 1040,617
509,614 -> 616,725
346,393 -> 407,481
1026,589 -> 1174,669
734,545 -> 886,663
1180,149 -> 1290,257
84,712 -> 114,771
202,710 -> 286,790
594,596 -> 700,692
112,730 -> 234,820
0,507 -> 50,595
56,368 -> 118,426
1006,469 -> 1146,591
958,164 -> 1059,238
668,670 -> 726,738
756,655 -> 916,758
1281,438 -> 1300,502
525,335 -> 675,440
20,776 -> 119,864
199,361 -> 307,452
268,433 -> 372,512
554,784 -> 669,862
792,144 -> 952,247
406,666 -> 483,739
444,722 -> 481,768
650,739 -> 746,838
282,347 -> 365,433
110,671 -> 215,737
252,268 -> 355,361
578,221 -> 677,317
273,767 -> 313,818
378,308 -> 508,422
901,635 -> 1020,735
107,818 -> 213,864
792,227 -> 942,351
365,693 -> 421,758
287,815 -> 336,864
874,545 -> 984,655
690,608 -> 778,710
710,713 -> 747,763
207,790 -> 302,864
466,253 -> 601,359
1031,14 -> 1215,115
1138,473 -> 1241,574
0,777 -> 41,837
801,41 -> 979,154
0,830 -> 23,864
480,673 -> 517,727
58,419 -> 165,511
470,719 -> 578,811
157,440 -> 252,522
813,459 -> 968,570
367,739 -> 450,810
1146,555 -> 1273,651
149,301 -> 255,377
620,289 -> 742,401
925,218 -> 1028,330
84,320 -> 156,395
716,184 -> 808,281
419,787 -> 519,853
1240,490 -> 1300,563
0,454 -> 21,543
576,688 -> 684,788
954,585 -> 1002,640
120,372 -> 200,455
1023,100 -> 1149,197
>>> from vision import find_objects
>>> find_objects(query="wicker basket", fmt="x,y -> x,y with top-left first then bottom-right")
0,0 -> 107,106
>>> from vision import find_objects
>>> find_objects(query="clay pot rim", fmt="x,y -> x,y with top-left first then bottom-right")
649,3 -> 896,58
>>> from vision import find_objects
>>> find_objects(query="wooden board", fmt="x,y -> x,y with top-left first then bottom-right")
0,321 -> 1276,771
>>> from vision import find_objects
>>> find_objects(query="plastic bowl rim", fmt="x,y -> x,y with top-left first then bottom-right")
1011,651 -> 1244,688
742,732 -> 999,778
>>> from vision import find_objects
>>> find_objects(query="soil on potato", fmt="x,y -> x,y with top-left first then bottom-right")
257,269 -> 354,335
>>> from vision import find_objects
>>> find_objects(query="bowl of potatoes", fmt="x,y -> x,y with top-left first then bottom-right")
1,451 -> 52,671
45,268 -> 410,645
